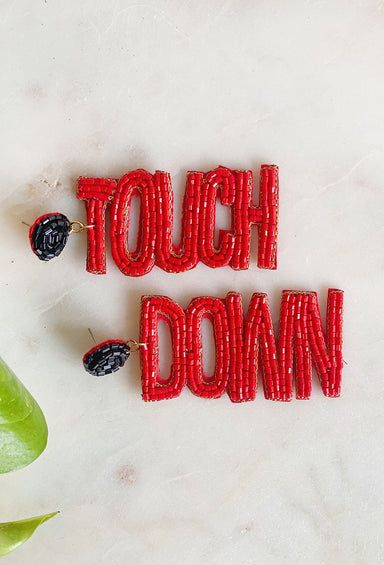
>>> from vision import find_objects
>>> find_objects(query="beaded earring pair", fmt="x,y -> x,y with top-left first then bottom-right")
29,164 -> 344,402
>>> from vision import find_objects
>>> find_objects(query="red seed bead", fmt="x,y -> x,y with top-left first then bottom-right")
277,290 -> 344,400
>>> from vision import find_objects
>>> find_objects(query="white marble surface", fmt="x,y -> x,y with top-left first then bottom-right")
1,1 -> 384,563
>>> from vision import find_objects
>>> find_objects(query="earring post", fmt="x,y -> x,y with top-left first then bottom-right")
87,328 -> 97,345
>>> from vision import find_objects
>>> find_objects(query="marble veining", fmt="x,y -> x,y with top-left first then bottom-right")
0,1 -> 384,563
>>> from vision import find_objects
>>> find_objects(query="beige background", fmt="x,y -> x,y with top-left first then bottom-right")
0,1 -> 383,564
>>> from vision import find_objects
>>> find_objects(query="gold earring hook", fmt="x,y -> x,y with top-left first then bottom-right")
69,221 -> 95,234
126,339 -> 147,353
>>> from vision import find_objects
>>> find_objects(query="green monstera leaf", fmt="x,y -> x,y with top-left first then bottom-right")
0,512 -> 58,557
0,356 -> 48,473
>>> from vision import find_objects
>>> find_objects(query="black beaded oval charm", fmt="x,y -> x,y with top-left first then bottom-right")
29,213 -> 71,261
83,340 -> 131,377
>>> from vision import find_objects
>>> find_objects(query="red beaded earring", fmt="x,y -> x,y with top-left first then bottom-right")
29,165 -> 279,275
83,289 -> 344,403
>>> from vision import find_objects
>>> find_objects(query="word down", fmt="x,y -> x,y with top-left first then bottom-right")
139,289 -> 344,402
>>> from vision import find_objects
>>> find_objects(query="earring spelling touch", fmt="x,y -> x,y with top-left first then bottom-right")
30,165 -> 278,274
83,289 -> 344,402
29,213 -> 94,261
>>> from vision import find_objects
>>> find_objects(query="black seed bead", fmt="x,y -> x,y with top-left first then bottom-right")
83,341 -> 130,377
30,213 -> 71,261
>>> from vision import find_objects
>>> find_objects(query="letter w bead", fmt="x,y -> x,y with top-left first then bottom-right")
139,290 -> 344,402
